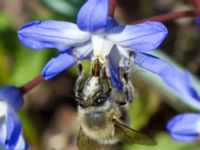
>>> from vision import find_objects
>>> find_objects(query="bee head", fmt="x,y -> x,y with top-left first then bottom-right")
75,74 -> 111,107
77,89 -> 113,129
77,92 -> 108,108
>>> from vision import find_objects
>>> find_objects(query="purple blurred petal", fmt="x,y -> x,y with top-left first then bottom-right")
167,113 -> 200,142
0,86 -> 23,110
135,53 -> 200,108
18,20 -> 90,51
0,105 -> 23,149
14,133 -> 28,150
195,16 -> 200,26
77,0 -> 108,32
107,21 -> 168,52
5,107 -> 21,147
42,50 -> 76,79
0,102 -> 7,147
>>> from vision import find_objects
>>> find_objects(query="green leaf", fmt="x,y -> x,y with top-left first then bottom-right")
0,40 -> 11,84
128,88 -> 160,129
0,11 -> 12,31
10,47 -> 49,86
42,0 -> 82,17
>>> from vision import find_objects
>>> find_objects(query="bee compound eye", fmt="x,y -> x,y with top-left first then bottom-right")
79,102 -> 84,107
94,96 -> 107,106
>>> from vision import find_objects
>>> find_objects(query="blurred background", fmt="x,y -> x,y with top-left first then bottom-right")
0,0 -> 200,150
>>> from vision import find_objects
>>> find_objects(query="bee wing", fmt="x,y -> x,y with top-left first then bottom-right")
113,119 -> 157,145
77,128 -> 101,150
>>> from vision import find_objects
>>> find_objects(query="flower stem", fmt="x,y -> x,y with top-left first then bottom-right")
132,10 -> 199,24
20,75 -> 44,94
108,0 -> 117,17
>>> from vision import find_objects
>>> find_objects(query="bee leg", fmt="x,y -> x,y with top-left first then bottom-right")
75,60 -> 85,97
100,65 -> 112,95
100,65 -> 107,79
118,54 -> 134,106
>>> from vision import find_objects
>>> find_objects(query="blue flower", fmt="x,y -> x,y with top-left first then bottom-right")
17,0 -> 167,83
167,113 -> 200,142
17,0 -> 200,108
0,86 -> 27,150
195,16 -> 200,25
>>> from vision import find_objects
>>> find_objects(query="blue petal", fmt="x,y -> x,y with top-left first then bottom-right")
5,107 -> 21,148
170,133 -> 199,142
107,21 -> 168,52
73,41 -> 93,59
108,47 -> 123,91
77,0 -> 108,32
14,133 -> 28,150
42,50 -> 76,79
0,103 -> 7,147
0,86 -> 23,110
166,113 -> 200,142
195,16 -> 200,26
18,20 -> 90,51
135,53 -> 200,108
105,17 -> 119,31
0,106 -> 23,149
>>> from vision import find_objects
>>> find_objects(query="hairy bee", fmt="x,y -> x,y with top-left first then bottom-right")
74,56 -> 156,150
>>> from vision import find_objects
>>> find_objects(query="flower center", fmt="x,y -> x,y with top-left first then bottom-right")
91,35 -> 114,58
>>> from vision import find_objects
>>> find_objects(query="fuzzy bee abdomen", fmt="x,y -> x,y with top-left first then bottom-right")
81,117 -> 119,145
78,107 -> 121,145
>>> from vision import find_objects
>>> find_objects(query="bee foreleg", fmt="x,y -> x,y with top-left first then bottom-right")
118,55 -> 134,106
75,60 -> 85,97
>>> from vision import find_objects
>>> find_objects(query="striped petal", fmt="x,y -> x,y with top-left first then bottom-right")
42,50 -> 76,79
167,113 -> 200,142
77,0 -> 109,32
135,53 -> 200,109
107,21 -> 168,53
18,20 -> 90,51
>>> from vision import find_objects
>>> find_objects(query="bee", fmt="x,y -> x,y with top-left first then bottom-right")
74,56 -> 156,150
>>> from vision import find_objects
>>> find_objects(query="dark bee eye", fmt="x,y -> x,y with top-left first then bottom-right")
94,96 -> 107,106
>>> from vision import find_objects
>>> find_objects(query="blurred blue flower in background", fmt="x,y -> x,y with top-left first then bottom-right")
167,113 -> 200,142
17,0 -> 200,105
0,86 -> 27,150
195,16 -> 200,25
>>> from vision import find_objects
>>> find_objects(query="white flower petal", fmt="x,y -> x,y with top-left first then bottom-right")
92,35 -> 114,58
